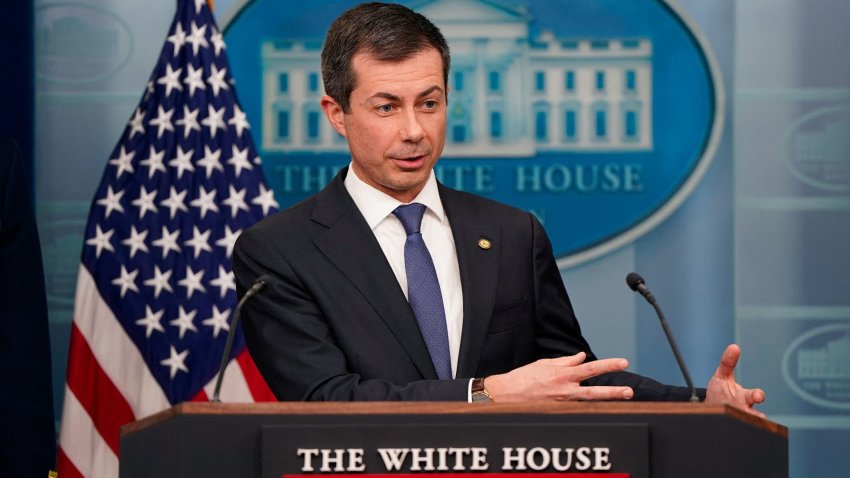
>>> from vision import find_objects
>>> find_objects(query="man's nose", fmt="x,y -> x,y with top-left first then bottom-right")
399,110 -> 425,142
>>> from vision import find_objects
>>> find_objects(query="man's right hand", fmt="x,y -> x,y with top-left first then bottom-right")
483,352 -> 634,402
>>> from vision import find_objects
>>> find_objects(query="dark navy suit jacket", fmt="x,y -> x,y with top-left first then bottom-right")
0,137 -> 56,475
234,167 -> 698,402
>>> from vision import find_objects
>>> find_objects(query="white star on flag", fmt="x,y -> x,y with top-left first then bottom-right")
178,265 -> 206,299
160,346 -> 190,379
140,146 -> 167,179
176,105 -> 202,139
97,186 -> 125,218
169,145 -> 196,178
169,305 -> 198,340
185,226 -> 213,258
86,225 -> 115,258
215,225 -> 240,258
223,185 -> 249,217
197,144 -> 224,177
185,22 -> 209,56
121,226 -> 150,259
167,22 -> 186,52
136,305 -> 166,338
152,225 -> 181,258
160,186 -> 189,218
208,64 -> 230,97
128,109 -> 146,139
157,63 -> 183,97
109,146 -> 135,179
143,265 -> 174,299
210,265 -> 236,298
132,186 -> 159,219
201,104 -> 227,137
149,105 -> 175,138
184,63 -> 207,97
202,304 -> 231,338
228,104 -> 250,137
112,265 -> 140,298
227,144 -> 253,177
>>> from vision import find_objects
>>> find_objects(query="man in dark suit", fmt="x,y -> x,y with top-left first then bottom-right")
234,2 -> 764,412
0,136 -> 57,476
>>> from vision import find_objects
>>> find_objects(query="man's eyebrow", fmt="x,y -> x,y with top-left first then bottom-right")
417,85 -> 444,99
365,85 -> 444,103
367,92 -> 401,102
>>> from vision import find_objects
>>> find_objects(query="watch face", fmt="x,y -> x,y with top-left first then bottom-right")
472,392 -> 491,402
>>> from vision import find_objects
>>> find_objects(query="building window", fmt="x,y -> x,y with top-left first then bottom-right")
308,72 -> 319,93
277,110 -> 290,140
595,71 -> 605,92
488,71 -> 501,93
590,40 -> 610,49
592,102 -> 608,140
564,71 -> 575,92
621,100 -> 641,141
535,71 -> 545,92
535,111 -> 547,141
625,110 -> 638,139
453,124 -> 466,143
490,111 -> 502,139
625,70 -> 636,92
306,110 -> 320,141
454,71 -> 464,91
278,73 -> 289,94
564,109 -> 578,141
534,103 -> 550,142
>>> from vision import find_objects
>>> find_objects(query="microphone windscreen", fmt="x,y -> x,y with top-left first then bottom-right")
625,272 -> 644,291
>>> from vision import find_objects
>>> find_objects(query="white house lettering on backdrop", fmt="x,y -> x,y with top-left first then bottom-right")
295,447 -> 613,473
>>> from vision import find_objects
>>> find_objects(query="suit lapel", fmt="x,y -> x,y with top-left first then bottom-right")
310,170 -> 438,379
440,186 -> 500,378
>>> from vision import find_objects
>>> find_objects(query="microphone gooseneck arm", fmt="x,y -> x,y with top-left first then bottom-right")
626,272 -> 699,402
211,276 -> 269,403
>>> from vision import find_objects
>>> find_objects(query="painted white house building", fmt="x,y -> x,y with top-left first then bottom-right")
261,0 -> 653,156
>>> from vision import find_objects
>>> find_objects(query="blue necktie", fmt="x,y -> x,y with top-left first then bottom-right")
393,203 -> 452,380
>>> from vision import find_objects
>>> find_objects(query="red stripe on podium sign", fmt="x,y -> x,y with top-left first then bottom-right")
284,474 -> 629,478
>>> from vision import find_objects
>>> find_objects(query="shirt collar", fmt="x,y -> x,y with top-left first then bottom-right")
344,163 -> 446,230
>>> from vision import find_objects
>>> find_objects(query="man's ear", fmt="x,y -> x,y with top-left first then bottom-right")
321,95 -> 347,137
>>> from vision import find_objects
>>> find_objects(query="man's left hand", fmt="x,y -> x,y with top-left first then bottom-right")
705,344 -> 766,417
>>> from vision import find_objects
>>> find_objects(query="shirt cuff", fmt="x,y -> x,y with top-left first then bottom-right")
467,378 -> 474,403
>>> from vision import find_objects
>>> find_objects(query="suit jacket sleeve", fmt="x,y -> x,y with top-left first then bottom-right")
528,215 -> 704,401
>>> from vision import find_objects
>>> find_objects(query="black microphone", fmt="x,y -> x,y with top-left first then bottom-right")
211,275 -> 272,403
626,272 -> 699,402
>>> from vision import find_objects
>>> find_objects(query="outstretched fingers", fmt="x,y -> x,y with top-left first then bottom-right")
571,385 -> 634,401
572,357 -> 630,382
713,343 -> 741,381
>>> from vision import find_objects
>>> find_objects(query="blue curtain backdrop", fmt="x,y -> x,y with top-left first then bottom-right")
27,1 -> 850,477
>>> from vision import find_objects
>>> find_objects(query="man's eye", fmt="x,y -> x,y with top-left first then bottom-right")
377,104 -> 394,113
423,100 -> 438,109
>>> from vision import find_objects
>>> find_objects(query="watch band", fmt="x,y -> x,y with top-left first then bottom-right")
471,377 -> 493,402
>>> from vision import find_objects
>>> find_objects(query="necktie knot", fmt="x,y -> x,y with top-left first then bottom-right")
393,203 -> 427,236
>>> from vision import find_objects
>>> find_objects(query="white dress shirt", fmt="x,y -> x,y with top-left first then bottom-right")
344,165 -> 464,378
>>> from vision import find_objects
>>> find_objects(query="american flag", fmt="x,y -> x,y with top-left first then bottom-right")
58,0 -> 279,475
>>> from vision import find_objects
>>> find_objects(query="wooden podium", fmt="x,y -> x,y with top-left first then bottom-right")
120,402 -> 787,478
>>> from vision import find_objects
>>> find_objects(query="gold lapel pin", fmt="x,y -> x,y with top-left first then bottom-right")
478,238 -> 492,250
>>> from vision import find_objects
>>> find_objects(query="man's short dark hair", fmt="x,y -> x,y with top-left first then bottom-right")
321,2 -> 451,112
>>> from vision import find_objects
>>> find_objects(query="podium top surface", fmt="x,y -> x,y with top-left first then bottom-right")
123,401 -> 787,438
